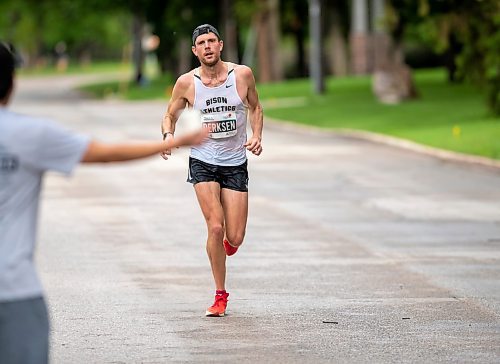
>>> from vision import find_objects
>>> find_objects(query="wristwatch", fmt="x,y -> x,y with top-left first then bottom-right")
163,132 -> 173,140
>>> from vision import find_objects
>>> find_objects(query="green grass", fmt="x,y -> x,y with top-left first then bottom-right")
78,67 -> 500,159
259,69 -> 500,159
79,73 -> 174,100
19,61 -> 132,76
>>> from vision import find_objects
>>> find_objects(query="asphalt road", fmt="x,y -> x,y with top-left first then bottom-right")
11,75 -> 500,363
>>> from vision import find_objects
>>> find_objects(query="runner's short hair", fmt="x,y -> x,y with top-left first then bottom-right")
192,24 -> 221,45
0,42 -> 21,100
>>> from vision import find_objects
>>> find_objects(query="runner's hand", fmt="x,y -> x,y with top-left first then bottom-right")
245,136 -> 263,156
161,129 -> 208,159
160,133 -> 174,160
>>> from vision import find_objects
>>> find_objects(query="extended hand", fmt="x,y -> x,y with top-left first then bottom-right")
177,128 -> 209,147
244,136 -> 263,156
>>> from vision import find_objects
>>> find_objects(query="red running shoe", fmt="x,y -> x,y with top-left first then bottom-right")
223,239 -> 238,256
205,292 -> 229,317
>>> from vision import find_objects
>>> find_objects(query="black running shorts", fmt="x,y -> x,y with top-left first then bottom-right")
187,157 -> 249,192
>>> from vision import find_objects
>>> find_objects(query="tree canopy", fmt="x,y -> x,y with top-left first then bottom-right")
1,0 -> 498,114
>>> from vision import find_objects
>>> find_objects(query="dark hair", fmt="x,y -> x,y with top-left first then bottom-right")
0,42 -> 17,100
192,24 -> 221,45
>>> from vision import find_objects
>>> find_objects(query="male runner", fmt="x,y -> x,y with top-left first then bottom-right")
160,24 -> 263,317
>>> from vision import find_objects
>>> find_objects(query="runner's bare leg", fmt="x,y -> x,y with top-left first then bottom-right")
221,189 -> 248,247
194,182 -> 226,290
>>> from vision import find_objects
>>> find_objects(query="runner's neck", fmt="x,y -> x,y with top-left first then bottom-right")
199,61 -> 228,87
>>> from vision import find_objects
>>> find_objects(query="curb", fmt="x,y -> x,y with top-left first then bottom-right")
265,117 -> 500,171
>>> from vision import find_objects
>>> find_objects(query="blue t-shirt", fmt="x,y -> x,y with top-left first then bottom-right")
0,108 -> 90,301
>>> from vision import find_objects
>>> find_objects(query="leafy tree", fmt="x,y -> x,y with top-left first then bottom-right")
146,0 -> 220,77
0,0 -> 130,65
415,0 -> 500,115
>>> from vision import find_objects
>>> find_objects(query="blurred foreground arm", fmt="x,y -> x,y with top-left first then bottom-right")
81,129 -> 207,163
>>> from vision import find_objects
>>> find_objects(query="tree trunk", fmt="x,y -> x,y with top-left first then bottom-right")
289,2 -> 307,77
177,37 -> 191,76
444,33 -> 463,83
255,0 -> 283,82
372,0 -> 389,70
292,21 -> 307,77
132,14 -> 145,85
28,4 -> 45,69
242,18 -> 257,68
371,0 -> 418,104
146,0 -> 170,75
372,41 -> 418,104
255,10 -> 271,82
221,0 -> 239,63
349,0 -> 369,74
327,4 -> 348,76
309,0 -> 325,93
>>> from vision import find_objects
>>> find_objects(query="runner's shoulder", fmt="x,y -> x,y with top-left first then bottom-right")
231,63 -> 252,75
174,70 -> 196,91
231,64 -> 254,83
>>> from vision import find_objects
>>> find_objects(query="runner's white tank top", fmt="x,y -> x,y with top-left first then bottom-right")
191,64 -> 248,166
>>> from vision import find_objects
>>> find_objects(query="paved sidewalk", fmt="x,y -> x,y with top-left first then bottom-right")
12,75 -> 500,363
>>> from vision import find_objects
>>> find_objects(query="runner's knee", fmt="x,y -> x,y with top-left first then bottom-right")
226,231 -> 245,247
208,222 -> 224,240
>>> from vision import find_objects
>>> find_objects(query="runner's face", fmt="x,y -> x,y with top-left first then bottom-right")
192,33 -> 222,67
